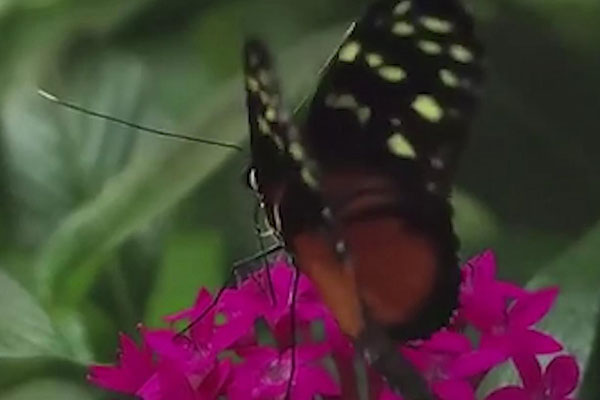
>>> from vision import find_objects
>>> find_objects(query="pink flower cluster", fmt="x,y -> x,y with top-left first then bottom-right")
89,251 -> 580,399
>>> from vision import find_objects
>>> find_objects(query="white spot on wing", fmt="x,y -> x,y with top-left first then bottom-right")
289,142 -> 304,161
439,69 -> 459,87
272,135 -> 284,150
325,93 -> 371,125
430,157 -> 444,169
246,77 -> 259,92
387,133 -> 416,159
265,107 -> 277,122
426,181 -> 438,192
339,41 -> 361,63
258,70 -> 271,85
412,95 -> 444,122
357,107 -> 372,125
326,93 -> 359,109
257,116 -> 270,134
335,240 -> 346,255
393,0 -> 411,15
392,21 -> 415,36
418,40 -> 443,55
449,44 -> 475,63
420,16 -> 453,33
301,167 -> 318,188
259,91 -> 270,104
378,66 -> 407,82
366,53 -> 384,67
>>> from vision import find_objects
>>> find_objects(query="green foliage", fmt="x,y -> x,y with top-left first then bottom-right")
0,270 -> 62,358
0,380 -> 95,400
0,0 -> 597,398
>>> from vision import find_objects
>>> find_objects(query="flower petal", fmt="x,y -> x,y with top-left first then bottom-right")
88,333 -> 155,394
297,342 -> 331,362
508,287 -> 559,329
448,349 -> 506,378
496,281 -> 527,299
485,386 -> 529,400
295,365 -> 340,398
135,373 -> 161,400
516,329 -> 563,355
513,354 -> 542,391
433,379 -> 475,400
545,355 -> 580,398
197,359 -> 232,398
471,250 -> 497,284
424,331 -> 472,353
156,359 -> 195,400
461,291 -> 506,331
88,365 -> 135,393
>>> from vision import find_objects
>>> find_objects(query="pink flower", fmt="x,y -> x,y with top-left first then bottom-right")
166,285 -> 259,352
458,251 -> 562,359
458,251 -> 524,331
486,355 -> 580,400
401,331 -> 505,400
479,287 -> 563,358
227,344 -> 339,400
222,263 -> 328,346
89,252 -> 578,400
88,331 -> 155,394
137,358 -> 231,400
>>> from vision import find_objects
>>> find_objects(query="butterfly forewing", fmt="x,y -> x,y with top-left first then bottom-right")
244,40 -> 297,197
304,0 -> 483,196
244,39 -> 322,239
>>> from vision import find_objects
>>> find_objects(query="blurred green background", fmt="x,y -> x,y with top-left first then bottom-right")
0,0 -> 598,398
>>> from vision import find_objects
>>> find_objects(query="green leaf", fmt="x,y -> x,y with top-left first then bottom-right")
0,269 -> 62,358
461,1 -> 600,236
144,231 -> 224,327
0,0 -> 155,92
2,57 -> 147,246
486,226 -> 571,284
0,379 -> 95,400
452,189 -> 500,254
529,220 -> 600,368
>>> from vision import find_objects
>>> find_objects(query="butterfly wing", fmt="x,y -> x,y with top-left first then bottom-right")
243,39 -> 305,233
304,0 -> 483,196
288,1 -> 484,396
243,3 -> 484,394
290,0 -> 483,339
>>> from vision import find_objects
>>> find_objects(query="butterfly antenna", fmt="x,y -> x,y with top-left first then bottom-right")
37,89 -> 243,151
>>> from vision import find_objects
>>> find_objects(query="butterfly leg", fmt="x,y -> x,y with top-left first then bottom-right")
175,243 -> 284,339
253,201 -> 278,305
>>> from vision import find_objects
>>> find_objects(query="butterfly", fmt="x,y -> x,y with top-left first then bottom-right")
242,0 -> 483,397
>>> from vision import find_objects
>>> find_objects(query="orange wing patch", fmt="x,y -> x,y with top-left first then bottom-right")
344,216 -> 437,326
292,232 -> 364,338
290,170 -> 439,338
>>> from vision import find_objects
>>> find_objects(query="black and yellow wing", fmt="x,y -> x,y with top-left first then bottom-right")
304,0 -> 483,196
